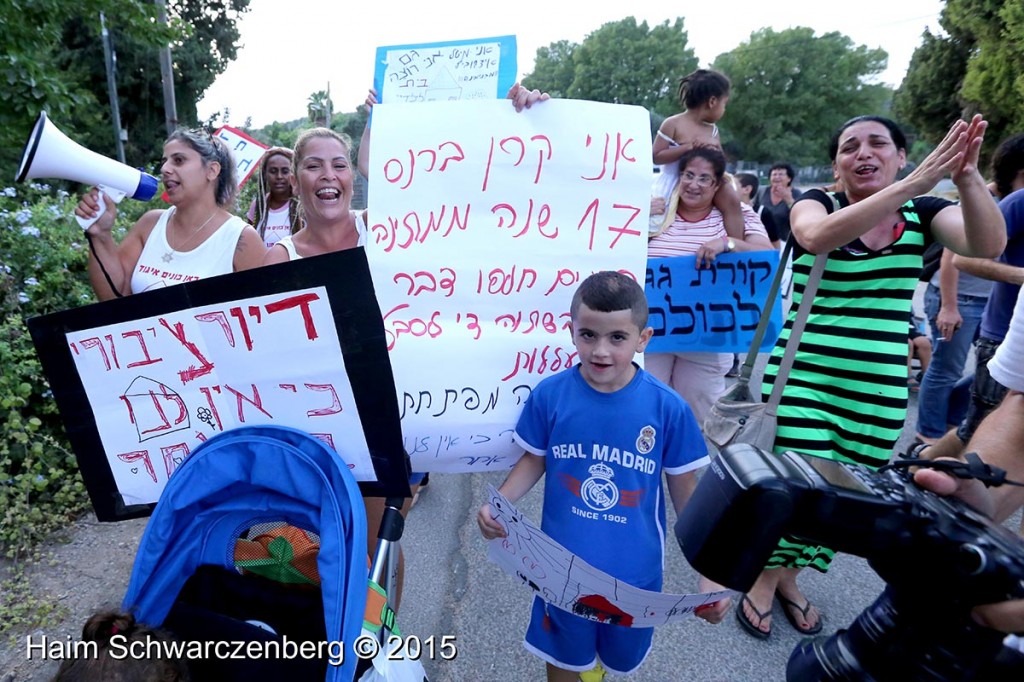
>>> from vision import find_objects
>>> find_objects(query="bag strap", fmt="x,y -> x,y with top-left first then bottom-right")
738,239 -> 793,381
765,192 -> 839,411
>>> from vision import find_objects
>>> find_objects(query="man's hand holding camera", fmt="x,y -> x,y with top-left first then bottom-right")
914,462 -> 1024,634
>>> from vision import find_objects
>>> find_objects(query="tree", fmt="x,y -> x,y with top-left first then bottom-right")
524,17 -> 698,117
0,0 -> 174,179
892,29 -> 971,148
713,27 -> 889,165
55,0 -> 251,169
307,90 -> 333,128
895,0 -> 1024,159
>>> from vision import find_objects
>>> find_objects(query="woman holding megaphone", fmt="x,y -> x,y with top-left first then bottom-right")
76,129 -> 266,300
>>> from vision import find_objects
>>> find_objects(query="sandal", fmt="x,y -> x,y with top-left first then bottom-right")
735,594 -> 771,639
775,590 -> 822,635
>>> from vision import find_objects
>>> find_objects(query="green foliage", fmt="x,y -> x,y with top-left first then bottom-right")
0,1 -> 250,180
893,30 -> 971,146
896,0 -> 1024,162
524,17 -> 698,117
0,1 -> 176,180
713,27 -> 889,165
308,90 -> 334,127
0,183 -> 151,563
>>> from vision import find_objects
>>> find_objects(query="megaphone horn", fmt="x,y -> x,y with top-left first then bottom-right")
16,112 -> 159,228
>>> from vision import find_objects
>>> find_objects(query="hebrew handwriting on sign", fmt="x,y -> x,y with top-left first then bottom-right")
484,486 -> 735,628
367,99 -> 652,473
374,36 -> 517,104
65,287 -> 376,507
644,251 -> 783,353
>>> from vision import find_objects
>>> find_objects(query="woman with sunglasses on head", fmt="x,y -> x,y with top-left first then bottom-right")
646,146 -> 774,425
75,129 -> 266,299
735,115 -> 1006,642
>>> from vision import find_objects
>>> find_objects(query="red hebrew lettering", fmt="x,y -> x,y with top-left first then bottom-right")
138,387 -> 186,437
70,342 -> 78,355
384,149 -> 415,190
279,384 -> 297,392
581,132 -> 635,181
159,318 -> 215,383
195,431 -> 207,442
120,394 -> 136,424
161,442 -> 190,479
545,269 -> 581,296
437,141 -> 464,171
103,334 -> 120,369
608,204 -> 643,248
495,311 -> 522,332
122,378 -> 190,442
582,133 -> 608,181
305,383 -> 342,417
248,305 -> 262,323
577,199 -> 600,251
264,293 -> 321,341
530,135 -> 552,183
122,330 -> 162,368
223,383 -> 273,421
311,433 -> 336,451
79,337 -> 111,371
194,311 -> 235,347
417,148 -> 438,171
229,306 -> 254,351
198,386 -> 224,431
118,450 -> 157,483
455,312 -> 482,340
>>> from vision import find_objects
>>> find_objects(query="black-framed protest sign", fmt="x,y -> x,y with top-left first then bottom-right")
29,248 -> 410,522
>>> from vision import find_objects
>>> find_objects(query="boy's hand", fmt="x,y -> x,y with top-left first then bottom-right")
693,576 -> 732,624
477,503 -> 507,539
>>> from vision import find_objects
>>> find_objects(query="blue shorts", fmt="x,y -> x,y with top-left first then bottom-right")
523,597 -> 654,675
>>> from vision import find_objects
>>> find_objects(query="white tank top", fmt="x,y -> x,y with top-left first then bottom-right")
270,213 -> 367,261
130,207 -> 246,293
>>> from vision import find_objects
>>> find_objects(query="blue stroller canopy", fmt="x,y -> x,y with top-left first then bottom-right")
122,425 -> 368,682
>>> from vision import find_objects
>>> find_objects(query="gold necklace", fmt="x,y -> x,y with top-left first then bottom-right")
162,209 -> 218,263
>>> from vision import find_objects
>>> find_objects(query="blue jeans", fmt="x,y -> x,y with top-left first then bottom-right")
915,284 -> 988,438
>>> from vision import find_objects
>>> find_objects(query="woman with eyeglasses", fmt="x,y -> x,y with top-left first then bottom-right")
735,115 -> 1006,642
75,129 -> 266,300
646,146 -> 774,425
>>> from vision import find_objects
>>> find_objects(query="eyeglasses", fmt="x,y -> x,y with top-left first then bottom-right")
681,171 -> 716,188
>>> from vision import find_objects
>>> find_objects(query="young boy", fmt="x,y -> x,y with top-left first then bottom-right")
477,271 -> 728,682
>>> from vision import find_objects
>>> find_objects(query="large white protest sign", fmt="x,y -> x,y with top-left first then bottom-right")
366,99 -> 651,473
485,486 -> 734,627
63,287 -> 373,506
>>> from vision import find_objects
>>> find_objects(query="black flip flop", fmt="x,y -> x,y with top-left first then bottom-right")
776,591 -> 823,635
735,594 -> 771,639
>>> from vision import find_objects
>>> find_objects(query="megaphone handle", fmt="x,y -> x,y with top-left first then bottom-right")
76,185 -> 127,230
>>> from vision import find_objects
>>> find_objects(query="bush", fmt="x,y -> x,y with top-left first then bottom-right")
0,182 -> 143,557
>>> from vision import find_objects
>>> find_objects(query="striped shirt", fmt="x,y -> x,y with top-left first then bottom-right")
647,204 -> 768,258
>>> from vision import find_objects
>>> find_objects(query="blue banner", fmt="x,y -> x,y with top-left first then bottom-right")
644,250 -> 783,353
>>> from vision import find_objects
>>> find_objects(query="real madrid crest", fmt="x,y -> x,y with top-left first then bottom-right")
580,462 -> 619,511
636,425 -> 656,454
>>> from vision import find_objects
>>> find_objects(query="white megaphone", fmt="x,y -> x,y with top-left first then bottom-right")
15,112 -> 159,229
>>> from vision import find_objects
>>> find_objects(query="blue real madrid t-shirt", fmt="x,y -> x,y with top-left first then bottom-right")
513,365 -> 709,589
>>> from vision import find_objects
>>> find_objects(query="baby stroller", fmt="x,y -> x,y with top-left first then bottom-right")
121,425 -> 369,681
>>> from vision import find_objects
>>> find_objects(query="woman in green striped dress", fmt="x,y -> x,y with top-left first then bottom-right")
735,115 -> 1007,639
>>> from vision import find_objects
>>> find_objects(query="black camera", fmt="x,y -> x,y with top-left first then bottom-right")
675,443 -> 1024,681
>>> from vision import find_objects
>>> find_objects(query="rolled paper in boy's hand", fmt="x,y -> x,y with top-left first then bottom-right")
484,485 -> 735,628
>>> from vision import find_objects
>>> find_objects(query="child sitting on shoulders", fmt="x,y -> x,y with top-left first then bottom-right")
651,69 -> 744,242
477,271 -> 729,682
